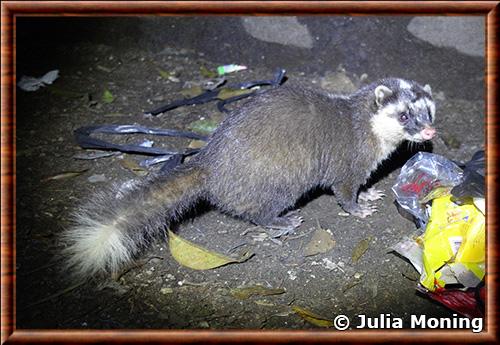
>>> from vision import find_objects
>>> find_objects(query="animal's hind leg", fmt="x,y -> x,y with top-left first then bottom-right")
246,208 -> 304,236
257,209 -> 304,231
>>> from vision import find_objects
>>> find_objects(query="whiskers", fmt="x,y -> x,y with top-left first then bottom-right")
405,139 -> 431,153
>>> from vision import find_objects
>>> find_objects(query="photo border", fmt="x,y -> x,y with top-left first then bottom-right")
1,1 -> 498,343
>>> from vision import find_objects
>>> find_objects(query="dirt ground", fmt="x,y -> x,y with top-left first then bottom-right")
15,17 -> 484,330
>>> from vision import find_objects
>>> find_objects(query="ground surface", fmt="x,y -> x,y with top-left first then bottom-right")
15,17 -> 484,330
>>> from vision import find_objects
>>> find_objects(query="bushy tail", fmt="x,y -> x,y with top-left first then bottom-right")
61,165 -> 206,280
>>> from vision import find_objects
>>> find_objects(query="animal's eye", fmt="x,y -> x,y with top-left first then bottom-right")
399,113 -> 408,122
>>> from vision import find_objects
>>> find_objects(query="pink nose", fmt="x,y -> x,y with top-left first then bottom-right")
421,127 -> 436,140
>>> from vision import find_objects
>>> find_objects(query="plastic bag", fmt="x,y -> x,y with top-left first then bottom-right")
392,152 -> 463,227
452,150 -> 485,199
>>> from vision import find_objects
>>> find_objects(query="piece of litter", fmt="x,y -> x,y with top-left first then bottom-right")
321,258 -> 339,271
18,70 -> 59,91
217,64 -> 247,75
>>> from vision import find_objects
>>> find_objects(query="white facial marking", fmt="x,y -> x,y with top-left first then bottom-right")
370,104 -> 406,163
399,80 -> 412,89
409,98 -> 427,113
424,97 -> 436,122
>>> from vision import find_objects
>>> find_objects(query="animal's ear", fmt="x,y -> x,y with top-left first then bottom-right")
374,85 -> 393,106
423,84 -> 432,96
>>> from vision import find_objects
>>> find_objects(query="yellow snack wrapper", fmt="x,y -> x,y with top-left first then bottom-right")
420,195 -> 485,291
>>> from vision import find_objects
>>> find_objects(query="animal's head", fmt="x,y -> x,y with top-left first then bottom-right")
371,78 -> 436,144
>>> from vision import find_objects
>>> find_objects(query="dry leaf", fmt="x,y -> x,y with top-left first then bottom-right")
292,306 -> 333,328
304,229 -> 336,256
168,229 -> 253,270
351,237 -> 371,262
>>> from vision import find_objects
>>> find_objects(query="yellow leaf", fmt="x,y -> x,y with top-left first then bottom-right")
168,230 -> 253,270
292,306 -> 333,328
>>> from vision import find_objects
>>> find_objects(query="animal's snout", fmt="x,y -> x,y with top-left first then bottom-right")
421,127 -> 436,140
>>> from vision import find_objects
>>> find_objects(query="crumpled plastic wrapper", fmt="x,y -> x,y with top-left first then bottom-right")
393,195 -> 485,292
392,151 -> 464,227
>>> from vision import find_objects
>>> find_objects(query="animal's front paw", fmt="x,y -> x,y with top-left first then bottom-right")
358,187 -> 385,202
347,203 -> 378,218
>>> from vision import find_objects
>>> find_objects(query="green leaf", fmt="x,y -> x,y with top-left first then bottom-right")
102,89 -> 115,103
187,118 -> 219,135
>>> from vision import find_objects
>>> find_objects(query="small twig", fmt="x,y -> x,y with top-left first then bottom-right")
286,229 -> 313,241
114,255 -> 164,280
227,241 -> 249,253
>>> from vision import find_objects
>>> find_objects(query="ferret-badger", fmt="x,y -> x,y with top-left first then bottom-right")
62,77 -> 436,280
